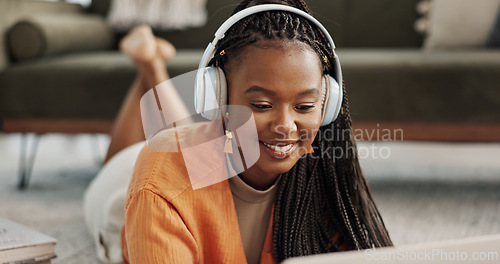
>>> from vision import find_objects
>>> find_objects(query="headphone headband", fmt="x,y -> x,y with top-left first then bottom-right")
195,4 -> 343,124
197,4 -> 337,72
215,4 -> 335,48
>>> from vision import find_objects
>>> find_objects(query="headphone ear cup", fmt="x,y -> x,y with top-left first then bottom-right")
320,75 -> 342,126
199,67 -> 228,120
215,67 -> 228,109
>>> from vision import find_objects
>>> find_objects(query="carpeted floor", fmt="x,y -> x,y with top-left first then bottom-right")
1,133 -> 499,263
0,133 -> 105,263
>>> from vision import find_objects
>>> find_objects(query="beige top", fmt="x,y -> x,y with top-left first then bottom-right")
227,155 -> 280,264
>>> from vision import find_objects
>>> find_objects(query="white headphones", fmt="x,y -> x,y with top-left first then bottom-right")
194,4 -> 343,126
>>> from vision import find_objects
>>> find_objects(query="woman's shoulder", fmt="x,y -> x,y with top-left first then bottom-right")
127,121 -> 228,201
127,143 -> 189,201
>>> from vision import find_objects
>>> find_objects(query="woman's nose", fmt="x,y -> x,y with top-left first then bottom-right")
270,111 -> 298,137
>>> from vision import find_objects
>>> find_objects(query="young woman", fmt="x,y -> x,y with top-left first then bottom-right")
86,0 -> 393,263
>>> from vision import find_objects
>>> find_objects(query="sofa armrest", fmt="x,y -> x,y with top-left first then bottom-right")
7,13 -> 114,61
0,0 -> 83,70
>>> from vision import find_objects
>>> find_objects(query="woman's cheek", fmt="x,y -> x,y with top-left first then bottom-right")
253,112 -> 273,134
299,113 -> 322,140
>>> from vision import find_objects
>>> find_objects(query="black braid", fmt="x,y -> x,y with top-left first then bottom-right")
213,0 -> 393,261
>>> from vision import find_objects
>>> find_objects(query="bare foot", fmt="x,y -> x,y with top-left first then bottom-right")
137,38 -> 175,89
120,25 -> 177,90
119,25 -> 176,66
119,25 -> 156,64
156,37 -> 176,62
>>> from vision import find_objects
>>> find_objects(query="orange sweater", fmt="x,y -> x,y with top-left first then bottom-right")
121,123 -> 276,264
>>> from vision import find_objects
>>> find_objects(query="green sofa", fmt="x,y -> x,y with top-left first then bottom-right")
1,0 -> 500,141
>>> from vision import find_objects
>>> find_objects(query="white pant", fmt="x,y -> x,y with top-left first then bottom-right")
83,141 -> 145,264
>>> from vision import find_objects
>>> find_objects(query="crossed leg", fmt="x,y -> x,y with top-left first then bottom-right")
85,25 -> 196,263
103,25 -> 190,164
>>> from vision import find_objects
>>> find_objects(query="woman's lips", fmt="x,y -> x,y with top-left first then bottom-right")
260,141 -> 298,159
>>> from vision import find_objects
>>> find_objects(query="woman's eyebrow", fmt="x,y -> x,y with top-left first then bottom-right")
245,86 -> 276,96
296,88 -> 320,97
245,86 -> 319,97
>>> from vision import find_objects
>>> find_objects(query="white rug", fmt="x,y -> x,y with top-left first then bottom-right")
0,133 -> 109,263
358,141 -> 500,182
1,133 -> 499,263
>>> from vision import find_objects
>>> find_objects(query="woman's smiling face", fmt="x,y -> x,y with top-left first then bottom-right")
226,40 -> 323,190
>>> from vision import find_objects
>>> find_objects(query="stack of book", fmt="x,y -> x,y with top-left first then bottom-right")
0,218 -> 57,264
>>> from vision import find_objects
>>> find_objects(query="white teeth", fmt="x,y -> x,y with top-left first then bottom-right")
263,142 -> 294,152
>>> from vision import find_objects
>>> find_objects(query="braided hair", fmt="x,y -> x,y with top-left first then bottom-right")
211,0 -> 393,261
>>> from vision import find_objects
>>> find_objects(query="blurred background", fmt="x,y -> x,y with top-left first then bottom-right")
0,0 -> 499,263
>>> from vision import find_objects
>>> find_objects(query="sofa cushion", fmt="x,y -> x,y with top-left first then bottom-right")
107,0 -> 207,31
153,0 -> 345,49
486,7 -> 500,47
0,0 -> 83,70
92,0 -> 422,49
0,52 -> 134,119
340,49 -> 500,123
422,0 -> 500,49
3,49 -> 500,124
7,13 -> 114,61
342,0 -> 422,47
0,50 -> 202,120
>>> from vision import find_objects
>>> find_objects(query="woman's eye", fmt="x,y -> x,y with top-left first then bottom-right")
251,103 -> 272,110
295,105 -> 315,112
